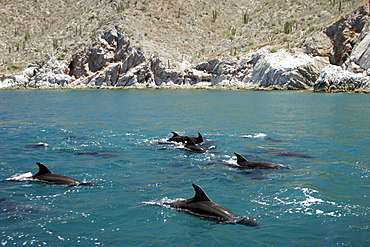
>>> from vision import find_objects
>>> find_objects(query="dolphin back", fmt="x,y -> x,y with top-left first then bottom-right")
196,133 -> 203,143
145,184 -> 259,227
235,216 -> 260,227
234,152 -> 291,169
171,131 -> 179,137
186,136 -> 197,146
34,162 -> 53,176
192,183 -> 211,202
234,152 -> 248,164
31,162 -> 95,186
168,132 -> 204,144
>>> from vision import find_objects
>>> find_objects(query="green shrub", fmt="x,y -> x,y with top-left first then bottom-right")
284,20 -> 297,34
57,53 -> 65,60
212,10 -> 219,22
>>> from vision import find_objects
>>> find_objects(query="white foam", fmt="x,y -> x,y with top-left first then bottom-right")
6,172 -> 34,181
240,133 -> 267,139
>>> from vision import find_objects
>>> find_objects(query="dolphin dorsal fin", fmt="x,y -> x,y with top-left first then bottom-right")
171,131 -> 179,137
234,152 -> 248,163
192,184 -> 211,202
186,136 -> 196,145
35,162 -> 53,175
197,133 -> 203,143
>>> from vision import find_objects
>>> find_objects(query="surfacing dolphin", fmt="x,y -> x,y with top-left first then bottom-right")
255,147 -> 315,158
26,142 -> 49,148
32,162 -> 96,186
233,152 -> 290,169
168,131 -> 203,144
184,136 -> 206,153
143,184 -> 259,227
0,198 -> 44,214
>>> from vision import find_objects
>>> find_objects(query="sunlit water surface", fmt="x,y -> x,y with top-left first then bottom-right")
0,90 -> 369,246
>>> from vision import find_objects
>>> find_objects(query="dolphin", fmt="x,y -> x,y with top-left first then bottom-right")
255,147 -> 315,158
0,198 -> 43,214
184,136 -> 206,153
233,152 -> 290,169
59,149 -> 118,158
145,184 -> 259,227
168,131 -> 203,144
26,142 -> 49,148
32,162 -> 96,186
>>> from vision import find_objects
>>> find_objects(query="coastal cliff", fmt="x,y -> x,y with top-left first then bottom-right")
1,1 -> 369,92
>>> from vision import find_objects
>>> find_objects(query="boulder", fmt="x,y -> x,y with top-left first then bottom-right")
245,49 -> 328,89
314,65 -> 370,92
116,62 -> 154,88
0,66 -> 39,88
298,31 -> 333,57
150,57 -> 184,86
347,28 -> 370,71
195,59 -> 220,73
28,57 -> 71,88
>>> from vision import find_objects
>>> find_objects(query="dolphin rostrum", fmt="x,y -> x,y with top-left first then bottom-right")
144,184 -> 259,227
233,152 -> 290,169
168,131 -> 203,144
184,136 -> 206,153
32,162 -> 95,186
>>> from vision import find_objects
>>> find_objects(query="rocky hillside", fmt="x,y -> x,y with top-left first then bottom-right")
1,0 -> 369,92
0,0 -> 366,76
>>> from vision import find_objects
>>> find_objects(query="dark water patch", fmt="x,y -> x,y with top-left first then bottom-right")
254,147 -> 315,158
58,148 -> 119,158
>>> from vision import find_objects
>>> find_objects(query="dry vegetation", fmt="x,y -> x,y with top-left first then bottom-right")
0,0 -> 366,77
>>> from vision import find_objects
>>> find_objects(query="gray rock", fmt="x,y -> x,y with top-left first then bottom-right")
150,57 -> 184,86
314,65 -> 370,92
195,59 -> 219,73
69,26 -> 148,88
245,49 -> 327,90
2,66 -> 39,88
298,32 -> 332,57
28,57 -> 71,88
348,30 -> 370,71
324,6 -> 368,66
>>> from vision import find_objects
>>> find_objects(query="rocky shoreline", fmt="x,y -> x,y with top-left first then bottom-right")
1,5 -> 369,93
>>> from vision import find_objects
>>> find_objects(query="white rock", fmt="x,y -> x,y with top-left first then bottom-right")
0,78 -> 14,89
247,49 -> 326,89
314,65 -> 369,92
349,31 -> 370,70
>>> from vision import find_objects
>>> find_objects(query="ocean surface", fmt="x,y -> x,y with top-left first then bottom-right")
0,89 -> 369,246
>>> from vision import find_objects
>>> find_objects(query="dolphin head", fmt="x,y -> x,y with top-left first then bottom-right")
236,216 -> 260,227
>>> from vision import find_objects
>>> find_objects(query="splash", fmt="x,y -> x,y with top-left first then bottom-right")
6,172 -> 34,182
239,133 -> 267,139
268,187 -> 362,217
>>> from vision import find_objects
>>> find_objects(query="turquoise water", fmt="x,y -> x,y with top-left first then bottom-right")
0,89 -> 369,246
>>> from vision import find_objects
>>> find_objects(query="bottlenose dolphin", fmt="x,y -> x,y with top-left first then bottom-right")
32,162 -> 95,186
144,184 -> 259,227
234,152 -> 290,169
0,198 -> 43,214
26,142 -> 49,148
255,147 -> 315,158
184,136 -> 206,153
58,149 -> 118,158
168,131 -> 203,144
